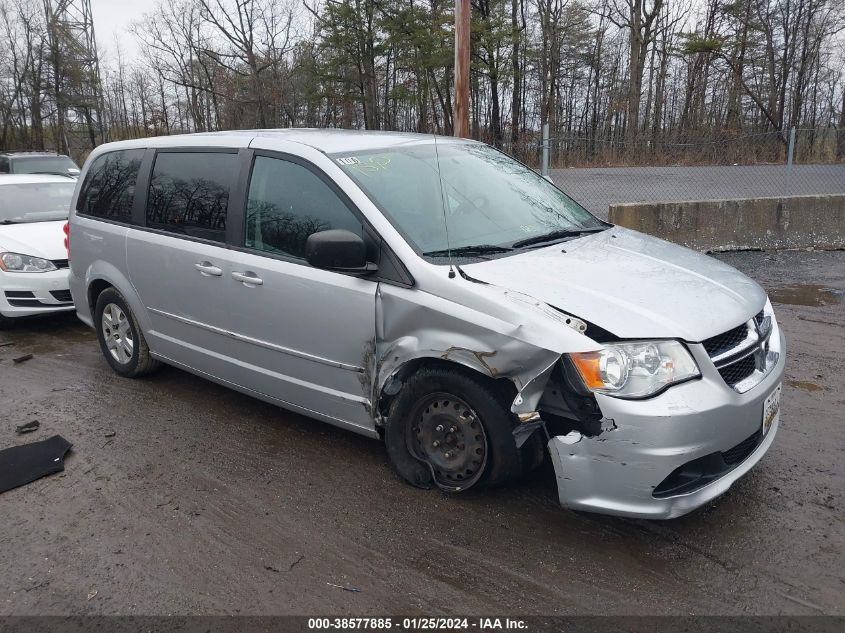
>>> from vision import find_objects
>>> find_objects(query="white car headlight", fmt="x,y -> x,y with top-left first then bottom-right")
0,252 -> 58,273
569,340 -> 700,398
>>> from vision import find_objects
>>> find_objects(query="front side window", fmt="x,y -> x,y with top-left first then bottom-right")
333,142 -> 605,256
77,150 -> 144,222
245,156 -> 362,259
0,181 -> 75,223
147,152 -> 236,242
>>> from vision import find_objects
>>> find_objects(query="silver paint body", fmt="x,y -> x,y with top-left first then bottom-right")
67,130 -> 784,518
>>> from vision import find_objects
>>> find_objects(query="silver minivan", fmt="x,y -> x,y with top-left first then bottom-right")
67,130 -> 785,519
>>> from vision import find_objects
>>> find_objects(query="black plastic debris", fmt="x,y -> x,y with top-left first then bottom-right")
0,435 -> 72,494
12,354 -> 33,364
15,420 -> 40,435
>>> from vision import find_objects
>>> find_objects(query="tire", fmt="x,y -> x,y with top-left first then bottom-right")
385,366 -> 526,492
94,287 -> 159,378
0,314 -> 15,330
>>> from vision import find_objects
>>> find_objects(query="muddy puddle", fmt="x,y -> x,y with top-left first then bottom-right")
786,379 -> 823,392
768,284 -> 844,307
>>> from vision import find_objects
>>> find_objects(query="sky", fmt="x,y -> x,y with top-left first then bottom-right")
90,0 -> 150,63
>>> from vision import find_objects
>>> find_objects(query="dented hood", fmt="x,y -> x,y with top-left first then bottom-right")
461,227 -> 766,342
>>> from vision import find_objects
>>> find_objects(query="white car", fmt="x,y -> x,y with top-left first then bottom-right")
0,174 -> 76,329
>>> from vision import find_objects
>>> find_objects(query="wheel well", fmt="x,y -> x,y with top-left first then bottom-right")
376,357 -> 518,424
87,279 -> 113,314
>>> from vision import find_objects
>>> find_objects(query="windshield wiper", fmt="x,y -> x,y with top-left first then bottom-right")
1,219 -> 21,225
423,244 -> 513,258
511,227 -> 606,249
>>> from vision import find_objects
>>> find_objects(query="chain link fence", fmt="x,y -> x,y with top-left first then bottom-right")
502,128 -> 845,219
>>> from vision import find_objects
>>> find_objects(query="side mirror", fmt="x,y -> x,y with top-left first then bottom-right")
305,229 -> 377,273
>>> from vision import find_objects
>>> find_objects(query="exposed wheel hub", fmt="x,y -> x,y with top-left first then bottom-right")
409,393 -> 488,491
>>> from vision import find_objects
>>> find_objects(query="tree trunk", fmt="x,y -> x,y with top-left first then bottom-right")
624,0 -> 643,149
489,57 -> 502,147
837,91 -> 845,159
510,0 -> 522,144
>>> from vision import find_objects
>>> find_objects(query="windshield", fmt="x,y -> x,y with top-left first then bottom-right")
333,142 -> 604,256
0,182 -> 75,223
12,155 -> 79,175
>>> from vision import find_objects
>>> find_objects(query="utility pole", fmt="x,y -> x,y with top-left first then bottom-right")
453,0 -> 470,138
43,0 -> 105,156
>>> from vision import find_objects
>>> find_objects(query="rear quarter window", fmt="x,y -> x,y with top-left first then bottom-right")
77,150 -> 145,222
146,151 -> 236,243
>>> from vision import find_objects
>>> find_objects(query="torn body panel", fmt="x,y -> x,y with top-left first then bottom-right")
371,275 -> 601,426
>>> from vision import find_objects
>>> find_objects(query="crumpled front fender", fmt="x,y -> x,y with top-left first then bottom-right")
371,276 -> 600,422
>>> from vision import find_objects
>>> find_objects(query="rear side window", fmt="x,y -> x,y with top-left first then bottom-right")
146,152 -> 236,243
77,150 -> 144,222
246,156 -> 362,259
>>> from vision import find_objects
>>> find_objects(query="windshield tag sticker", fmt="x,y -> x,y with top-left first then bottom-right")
344,155 -> 392,177
336,156 -> 360,166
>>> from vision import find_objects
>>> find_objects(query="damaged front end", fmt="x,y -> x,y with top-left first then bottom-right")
367,274 -> 604,490
370,279 -> 601,428
540,332 -> 786,519
368,268 -> 785,520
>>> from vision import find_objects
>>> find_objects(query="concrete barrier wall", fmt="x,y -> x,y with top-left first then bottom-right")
607,195 -> 845,252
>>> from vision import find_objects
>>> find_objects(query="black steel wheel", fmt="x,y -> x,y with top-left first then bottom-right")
407,393 -> 488,491
385,365 -> 527,492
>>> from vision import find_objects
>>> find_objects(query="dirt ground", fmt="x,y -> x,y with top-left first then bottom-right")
0,250 -> 843,616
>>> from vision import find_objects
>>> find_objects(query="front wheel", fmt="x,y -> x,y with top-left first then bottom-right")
94,288 -> 159,378
385,366 -> 527,492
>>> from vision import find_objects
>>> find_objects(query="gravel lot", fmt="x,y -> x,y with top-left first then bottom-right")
0,250 -> 843,616
550,164 -> 845,218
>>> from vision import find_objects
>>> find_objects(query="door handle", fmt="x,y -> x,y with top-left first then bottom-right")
195,261 -> 223,277
232,271 -> 263,286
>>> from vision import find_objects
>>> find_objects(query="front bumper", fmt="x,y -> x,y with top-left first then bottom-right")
548,330 -> 786,519
0,268 -> 74,318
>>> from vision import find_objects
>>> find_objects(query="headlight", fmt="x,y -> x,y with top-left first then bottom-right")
569,340 -> 700,398
0,252 -> 58,273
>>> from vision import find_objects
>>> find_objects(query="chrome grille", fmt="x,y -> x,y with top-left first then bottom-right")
704,309 -> 777,393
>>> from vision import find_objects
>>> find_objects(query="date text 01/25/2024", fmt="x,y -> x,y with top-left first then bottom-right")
307,617 -> 528,630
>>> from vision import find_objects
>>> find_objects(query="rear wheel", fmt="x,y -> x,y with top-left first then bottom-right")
94,288 -> 159,378
385,366 -> 526,492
